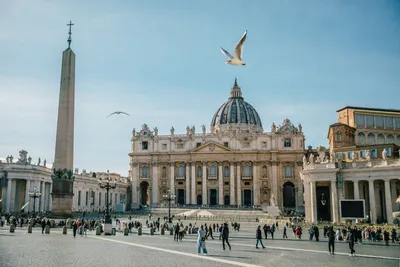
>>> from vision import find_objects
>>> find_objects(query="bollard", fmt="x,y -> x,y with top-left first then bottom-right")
45,225 -> 51,234
28,224 -> 32,234
150,227 -> 154,235
138,227 -> 142,236
161,228 -> 165,235
10,224 -> 15,233
112,228 -> 116,236
62,226 -> 67,235
170,229 -> 173,235
96,226 -> 101,236
124,227 -> 129,236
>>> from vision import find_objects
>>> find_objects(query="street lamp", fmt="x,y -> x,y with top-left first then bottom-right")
163,190 -> 176,223
98,171 -> 116,224
28,186 -> 41,215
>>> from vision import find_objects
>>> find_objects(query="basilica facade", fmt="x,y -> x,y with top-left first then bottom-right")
130,78 -> 306,213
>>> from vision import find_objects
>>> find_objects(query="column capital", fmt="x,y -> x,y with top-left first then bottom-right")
131,162 -> 138,167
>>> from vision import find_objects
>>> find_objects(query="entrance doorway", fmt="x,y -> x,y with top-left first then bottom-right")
197,195 -> 202,205
177,189 -> 185,205
316,186 -> 331,221
209,189 -> 217,205
283,182 -> 296,213
139,181 -> 150,206
243,190 -> 252,206
224,195 -> 230,205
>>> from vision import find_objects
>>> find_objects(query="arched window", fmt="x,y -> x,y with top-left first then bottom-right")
224,166 -> 230,177
377,134 -> 384,144
357,132 -> 365,144
141,166 -> 148,177
243,165 -> 251,176
197,166 -> 202,177
387,134 -> 394,144
210,165 -> 217,176
367,133 -> 375,145
285,165 -> 292,178
262,165 -> 268,177
162,166 -> 167,178
178,166 -> 185,177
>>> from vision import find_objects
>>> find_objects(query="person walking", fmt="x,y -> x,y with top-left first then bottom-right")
327,226 -> 336,255
197,225 -> 208,255
207,224 -> 214,240
263,224 -> 268,239
222,222 -> 231,250
72,221 -> 78,238
283,224 -> 288,239
347,227 -> 356,256
174,223 -> 180,242
256,226 -> 266,249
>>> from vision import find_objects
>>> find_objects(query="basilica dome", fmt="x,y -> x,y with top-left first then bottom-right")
210,78 -> 263,133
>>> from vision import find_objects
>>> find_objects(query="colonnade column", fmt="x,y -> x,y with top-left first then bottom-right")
218,162 -> 223,205
368,180 -> 376,224
40,181 -> 45,213
186,162 -> 191,205
384,179 -> 393,224
236,163 -> 241,206
330,180 -> 339,223
353,180 -> 360,199
49,182 -> 53,211
170,162 -> 175,195
253,162 -> 260,206
310,181 -> 317,223
131,163 -> 138,208
6,179 -> 12,212
303,181 -> 311,222
230,163 -> 236,205
191,163 -> 196,204
25,179 -> 31,212
152,163 -> 159,205
202,162 -> 207,205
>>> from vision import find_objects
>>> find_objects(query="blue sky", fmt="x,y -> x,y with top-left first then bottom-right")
1,0 -> 399,176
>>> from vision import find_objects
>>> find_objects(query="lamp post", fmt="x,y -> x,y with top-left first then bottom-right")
99,171 -> 116,224
163,190 -> 176,223
28,186 -> 41,215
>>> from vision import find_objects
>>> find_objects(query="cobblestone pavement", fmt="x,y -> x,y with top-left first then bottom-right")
0,223 -> 399,267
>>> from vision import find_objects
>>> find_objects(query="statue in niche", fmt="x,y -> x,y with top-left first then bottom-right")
270,194 -> 276,206
43,159 -> 46,167
170,126 -> 174,135
132,128 -> 136,136
298,123 -> 302,133
153,127 -> 158,136
330,151 -> 336,163
201,124 -> 206,135
351,151 -> 356,162
365,150 -> 371,161
309,153 -> 314,164
37,157 -> 41,166
382,148 -> 387,160
28,156 -> 32,165
303,155 -> 307,166
271,123 -> 276,133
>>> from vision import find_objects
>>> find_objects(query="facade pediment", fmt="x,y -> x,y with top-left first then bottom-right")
191,142 -> 232,153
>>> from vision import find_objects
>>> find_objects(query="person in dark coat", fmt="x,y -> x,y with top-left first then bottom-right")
174,223 -> 180,242
72,221 -> 78,238
327,226 -> 336,255
256,225 -> 265,249
314,225 -> 320,242
263,224 -> 268,239
41,219 -> 46,234
222,223 -> 231,250
347,227 -> 356,256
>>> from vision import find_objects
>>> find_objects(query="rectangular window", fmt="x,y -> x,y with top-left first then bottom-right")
385,148 -> 391,156
360,151 -> 365,158
162,144 -> 167,150
177,143 -> 184,149
115,194 -> 118,204
242,141 -> 250,148
336,134 -> 341,141
78,191 -> 81,206
385,117 -> 394,129
347,152 -> 352,159
85,191 -> 88,206
395,118 -> 400,129
99,192 -> 101,206
178,182 -> 183,185
197,181 -> 202,185
244,182 -> 250,185
375,116 -> 384,128
196,142 -> 202,147
142,141 -> 148,150
371,149 -> 377,158
365,115 -> 374,127
262,141 -> 267,148
355,114 -> 364,127
284,139 -> 291,147
224,181 -> 229,185
223,142 -> 229,147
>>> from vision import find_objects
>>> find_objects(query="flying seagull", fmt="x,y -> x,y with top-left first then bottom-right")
106,111 -> 130,118
220,30 -> 247,66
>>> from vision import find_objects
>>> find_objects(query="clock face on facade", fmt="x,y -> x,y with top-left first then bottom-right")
143,132 -> 147,136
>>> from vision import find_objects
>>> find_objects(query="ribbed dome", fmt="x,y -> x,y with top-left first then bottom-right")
210,78 -> 263,130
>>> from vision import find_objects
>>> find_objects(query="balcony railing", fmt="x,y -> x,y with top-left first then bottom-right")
175,176 -> 185,180
241,176 -> 252,180
139,176 -> 148,179
208,175 -> 217,180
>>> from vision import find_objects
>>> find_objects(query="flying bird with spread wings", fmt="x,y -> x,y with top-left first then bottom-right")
106,111 -> 130,118
220,30 -> 247,66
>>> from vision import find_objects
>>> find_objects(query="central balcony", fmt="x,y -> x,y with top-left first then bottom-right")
175,176 -> 185,180
241,176 -> 252,180
208,176 -> 217,180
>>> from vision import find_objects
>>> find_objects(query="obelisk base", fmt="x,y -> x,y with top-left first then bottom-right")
51,193 -> 74,218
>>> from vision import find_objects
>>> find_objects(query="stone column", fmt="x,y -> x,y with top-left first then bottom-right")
10,179 -> 16,212
191,163 -> 196,204
253,163 -> 260,205
170,162 -> 175,195
25,179 -> 31,212
49,182 -> 53,211
303,181 -> 311,222
230,163 -> 236,205
40,181 -> 45,213
368,180 -> 376,224
384,180 -> 393,224
236,164 -> 241,206
271,162 -> 278,201
353,180 -> 360,199
310,181 -> 317,223
218,162 -> 223,205
331,180 -> 339,223
185,162 -> 191,204
5,179 -> 12,212
131,163 -> 138,208
202,162 -> 207,205
152,163 -> 159,205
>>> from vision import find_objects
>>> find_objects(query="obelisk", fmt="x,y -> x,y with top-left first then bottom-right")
51,21 -> 76,217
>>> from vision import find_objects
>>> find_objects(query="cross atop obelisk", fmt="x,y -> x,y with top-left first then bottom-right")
67,20 -> 74,48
